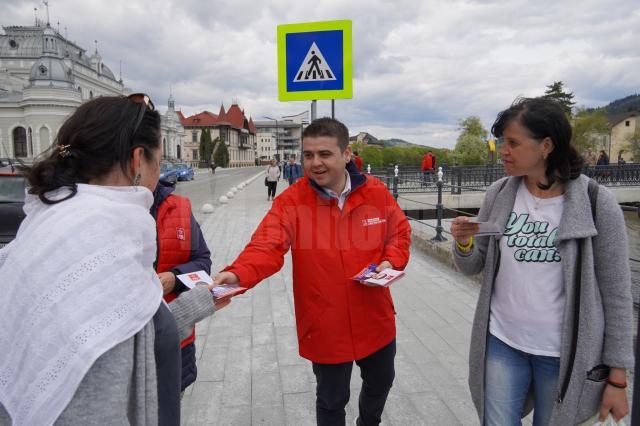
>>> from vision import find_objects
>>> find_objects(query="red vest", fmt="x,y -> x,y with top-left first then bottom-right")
156,194 -> 195,348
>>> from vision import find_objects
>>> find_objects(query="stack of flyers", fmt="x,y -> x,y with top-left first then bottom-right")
210,284 -> 247,300
352,263 -> 405,287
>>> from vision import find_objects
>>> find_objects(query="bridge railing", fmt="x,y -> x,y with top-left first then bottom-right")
363,163 -> 640,244
366,163 -> 640,195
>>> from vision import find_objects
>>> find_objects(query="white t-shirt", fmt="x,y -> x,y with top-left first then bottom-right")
489,180 -> 565,357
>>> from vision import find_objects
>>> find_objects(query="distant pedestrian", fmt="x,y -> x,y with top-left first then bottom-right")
451,97 -> 633,426
353,151 -> 363,172
597,150 -> 609,166
215,117 -> 411,426
617,151 -> 626,165
487,138 -> 496,164
283,156 -> 302,186
210,161 -> 217,174
265,159 -> 280,200
421,151 -> 434,184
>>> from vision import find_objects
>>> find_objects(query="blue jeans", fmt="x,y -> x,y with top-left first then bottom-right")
484,334 -> 560,426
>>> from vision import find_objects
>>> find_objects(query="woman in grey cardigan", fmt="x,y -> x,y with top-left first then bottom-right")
451,98 -> 633,426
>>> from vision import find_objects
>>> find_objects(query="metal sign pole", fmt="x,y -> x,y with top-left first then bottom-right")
331,100 -> 335,119
311,100 -> 317,121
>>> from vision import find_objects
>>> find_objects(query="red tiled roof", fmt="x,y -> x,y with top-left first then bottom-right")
224,104 -> 245,130
182,110 -> 218,127
176,111 -> 186,124
181,103 -> 255,134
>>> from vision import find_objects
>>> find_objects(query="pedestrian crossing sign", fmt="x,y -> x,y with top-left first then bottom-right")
277,20 -> 352,101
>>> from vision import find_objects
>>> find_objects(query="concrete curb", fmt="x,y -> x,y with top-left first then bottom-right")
410,225 -> 482,287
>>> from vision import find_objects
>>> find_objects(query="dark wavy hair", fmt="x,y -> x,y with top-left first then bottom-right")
491,97 -> 583,190
303,117 -> 350,151
26,96 -> 161,204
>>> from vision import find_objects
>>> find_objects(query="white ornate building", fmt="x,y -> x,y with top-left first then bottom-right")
160,93 -> 186,161
0,21 -> 125,160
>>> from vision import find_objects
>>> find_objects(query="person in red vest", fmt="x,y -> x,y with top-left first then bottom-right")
353,150 -> 363,172
151,180 -> 212,393
215,118 -> 411,426
421,151 -> 434,184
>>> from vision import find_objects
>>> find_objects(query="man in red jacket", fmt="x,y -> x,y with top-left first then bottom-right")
353,150 -> 363,171
421,151 -> 434,184
215,117 -> 411,426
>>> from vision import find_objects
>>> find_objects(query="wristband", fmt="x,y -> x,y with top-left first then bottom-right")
606,378 -> 627,389
455,236 -> 474,253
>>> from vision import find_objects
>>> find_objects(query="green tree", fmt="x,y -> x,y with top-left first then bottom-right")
542,81 -> 575,115
213,137 -> 229,168
571,108 -> 610,152
453,116 -> 488,165
360,146 -> 383,168
199,129 -> 214,163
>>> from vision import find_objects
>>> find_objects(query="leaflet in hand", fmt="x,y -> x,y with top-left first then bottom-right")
467,220 -> 502,236
445,219 -> 502,236
210,284 -> 247,300
176,270 -> 213,289
352,263 -> 405,287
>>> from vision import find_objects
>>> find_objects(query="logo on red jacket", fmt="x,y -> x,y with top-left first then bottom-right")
176,227 -> 185,240
362,217 -> 386,227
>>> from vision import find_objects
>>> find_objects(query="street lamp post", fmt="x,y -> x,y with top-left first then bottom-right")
263,116 -> 279,162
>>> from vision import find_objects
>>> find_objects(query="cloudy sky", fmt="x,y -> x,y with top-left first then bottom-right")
2,0 -> 639,147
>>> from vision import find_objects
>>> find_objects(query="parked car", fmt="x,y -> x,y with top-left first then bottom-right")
0,158 -> 26,173
0,169 -> 26,249
175,163 -> 194,181
159,162 -> 178,184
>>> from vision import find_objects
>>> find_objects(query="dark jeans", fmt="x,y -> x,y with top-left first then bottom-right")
312,339 -> 396,426
266,181 -> 277,197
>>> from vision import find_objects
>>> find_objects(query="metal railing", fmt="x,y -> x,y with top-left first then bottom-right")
366,163 -> 640,195
364,164 -> 640,244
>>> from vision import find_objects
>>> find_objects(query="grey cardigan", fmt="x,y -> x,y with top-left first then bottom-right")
453,175 -> 634,425
0,285 -> 215,426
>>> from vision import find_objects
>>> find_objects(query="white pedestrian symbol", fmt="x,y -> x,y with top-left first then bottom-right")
293,42 -> 336,82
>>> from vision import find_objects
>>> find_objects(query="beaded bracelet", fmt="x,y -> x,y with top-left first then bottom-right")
455,236 -> 474,253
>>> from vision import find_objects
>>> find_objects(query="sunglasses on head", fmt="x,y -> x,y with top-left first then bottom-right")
128,93 -> 155,137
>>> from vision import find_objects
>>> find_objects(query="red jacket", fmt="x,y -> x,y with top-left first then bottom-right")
226,168 -> 411,363
421,153 -> 433,171
156,194 -> 196,348
354,155 -> 363,172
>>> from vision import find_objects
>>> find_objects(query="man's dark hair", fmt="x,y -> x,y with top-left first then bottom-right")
491,97 -> 582,190
303,117 -> 350,151
26,96 -> 161,204
353,151 -> 359,156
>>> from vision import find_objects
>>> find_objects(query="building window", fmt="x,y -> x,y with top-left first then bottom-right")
192,131 -> 197,142
12,127 -> 27,158
39,126 -> 50,149
626,120 -> 630,127
192,149 -> 198,160
177,145 -> 181,159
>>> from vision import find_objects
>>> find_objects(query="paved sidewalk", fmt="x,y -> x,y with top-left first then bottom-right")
181,176 -> 485,425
